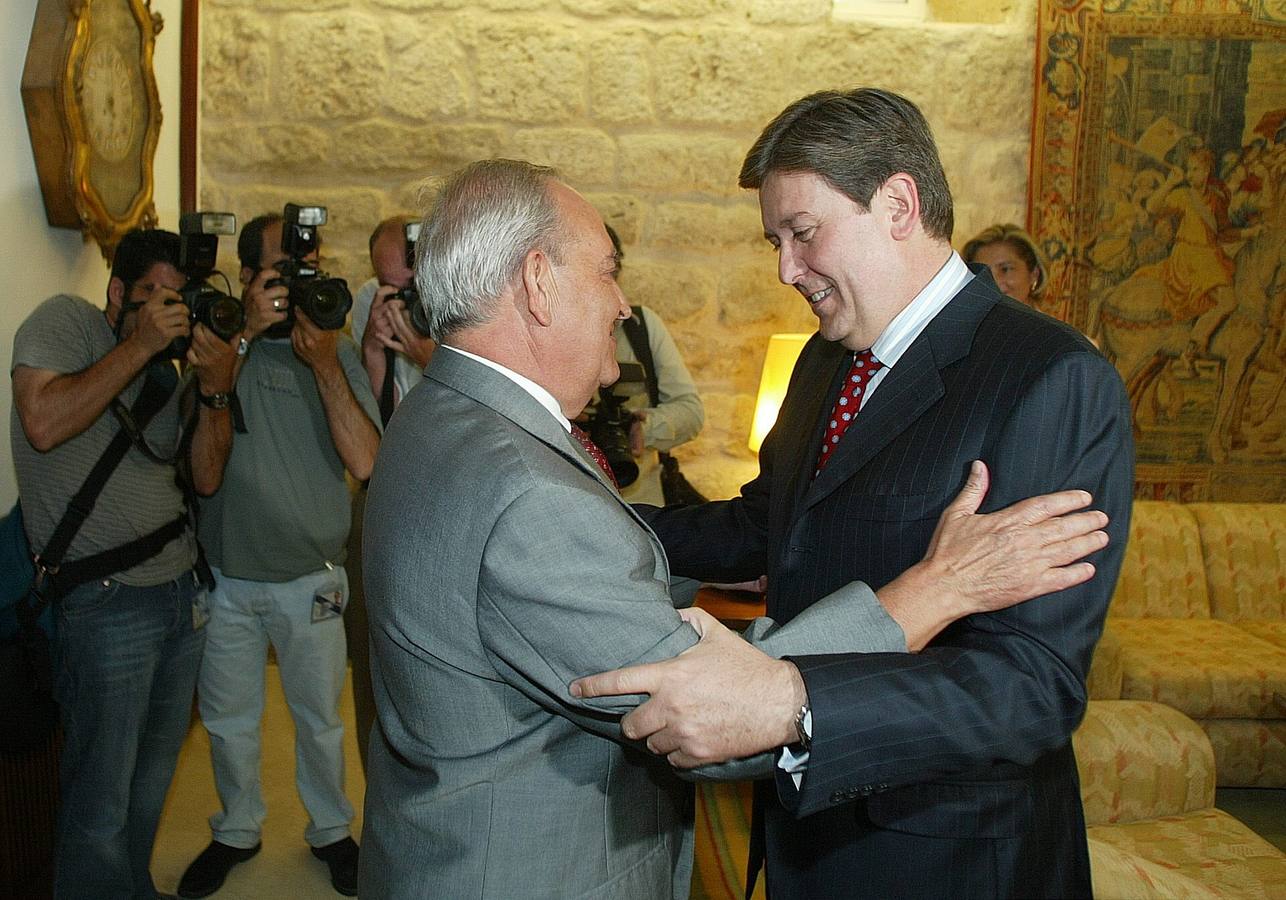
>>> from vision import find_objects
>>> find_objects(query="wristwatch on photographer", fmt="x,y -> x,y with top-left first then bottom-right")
198,389 -> 231,410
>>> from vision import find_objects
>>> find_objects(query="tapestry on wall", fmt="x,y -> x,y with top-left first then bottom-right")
1031,0 -> 1286,501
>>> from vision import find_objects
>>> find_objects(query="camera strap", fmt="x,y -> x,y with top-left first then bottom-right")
109,360 -> 181,465
379,347 -> 397,427
620,307 -> 706,504
620,306 -> 677,470
34,363 -> 178,599
620,306 -> 660,409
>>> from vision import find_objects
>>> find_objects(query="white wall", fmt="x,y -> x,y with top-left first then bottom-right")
1,0 -> 183,507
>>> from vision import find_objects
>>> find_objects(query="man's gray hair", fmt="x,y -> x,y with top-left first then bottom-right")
414,159 -> 564,342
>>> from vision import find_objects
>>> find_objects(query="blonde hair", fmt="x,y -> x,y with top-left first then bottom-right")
961,223 -> 1049,301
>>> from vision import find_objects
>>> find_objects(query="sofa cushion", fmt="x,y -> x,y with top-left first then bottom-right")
1189,503 -> 1286,622
1087,838 -> 1220,899
1201,718 -> 1286,788
1074,701 -> 1214,826
1088,809 -> 1286,899
1111,619 -> 1286,718
1111,501 -> 1211,619
1236,621 -> 1286,652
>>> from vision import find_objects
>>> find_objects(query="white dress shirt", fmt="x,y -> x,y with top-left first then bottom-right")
781,250 -> 974,783
441,345 -> 572,433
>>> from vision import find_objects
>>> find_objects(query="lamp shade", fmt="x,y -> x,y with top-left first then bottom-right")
748,333 -> 811,453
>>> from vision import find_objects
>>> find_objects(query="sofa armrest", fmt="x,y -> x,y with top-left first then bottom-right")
1075,700 -> 1215,826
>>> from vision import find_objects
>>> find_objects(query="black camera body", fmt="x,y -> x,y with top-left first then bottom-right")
584,362 -> 647,488
268,203 -> 352,332
164,212 -> 243,359
391,220 -> 431,337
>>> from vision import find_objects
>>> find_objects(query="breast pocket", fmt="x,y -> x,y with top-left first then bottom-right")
845,488 -> 956,523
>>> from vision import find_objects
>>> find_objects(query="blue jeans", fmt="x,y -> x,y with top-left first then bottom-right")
199,566 -> 353,849
53,571 -> 206,900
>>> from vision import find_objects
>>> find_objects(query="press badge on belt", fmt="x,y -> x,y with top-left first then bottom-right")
192,591 -> 210,630
311,590 -> 344,623
312,565 -> 346,623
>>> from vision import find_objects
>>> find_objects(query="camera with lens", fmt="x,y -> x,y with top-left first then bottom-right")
164,211 -> 243,359
391,220 -> 431,337
267,203 -> 352,333
584,362 -> 647,488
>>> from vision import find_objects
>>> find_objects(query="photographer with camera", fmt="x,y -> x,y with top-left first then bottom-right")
582,224 -> 704,507
345,215 -> 436,775
178,210 -> 379,899
354,216 -> 436,425
10,228 -> 239,899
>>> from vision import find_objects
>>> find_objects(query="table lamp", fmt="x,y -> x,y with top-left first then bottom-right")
748,333 -> 811,453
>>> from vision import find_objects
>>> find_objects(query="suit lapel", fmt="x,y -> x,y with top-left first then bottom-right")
426,346 -> 639,509
799,274 -> 1000,514
779,339 -> 850,519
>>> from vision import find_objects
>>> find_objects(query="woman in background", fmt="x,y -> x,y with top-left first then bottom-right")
963,223 -> 1049,306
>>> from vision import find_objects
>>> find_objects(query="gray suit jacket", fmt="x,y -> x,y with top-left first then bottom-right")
359,348 -> 905,900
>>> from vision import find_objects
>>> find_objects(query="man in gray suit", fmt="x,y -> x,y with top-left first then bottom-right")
359,158 -> 1109,899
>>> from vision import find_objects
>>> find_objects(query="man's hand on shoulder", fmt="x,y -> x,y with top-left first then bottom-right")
571,607 -> 806,768
879,460 -> 1110,651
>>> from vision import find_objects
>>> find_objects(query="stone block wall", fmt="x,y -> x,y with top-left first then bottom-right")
200,0 -> 1038,498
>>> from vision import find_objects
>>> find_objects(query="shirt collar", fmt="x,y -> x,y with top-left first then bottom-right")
870,251 -> 973,369
441,345 -> 572,433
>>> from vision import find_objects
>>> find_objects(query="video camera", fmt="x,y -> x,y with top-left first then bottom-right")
391,220 -> 432,337
164,211 -> 243,359
267,203 -> 352,333
584,362 -> 647,488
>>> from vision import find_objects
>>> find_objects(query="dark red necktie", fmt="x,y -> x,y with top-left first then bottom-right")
571,424 -> 619,488
814,349 -> 884,477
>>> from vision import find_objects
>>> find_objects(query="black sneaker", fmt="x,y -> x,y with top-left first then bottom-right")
176,840 -> 261,898
311,836 -> 359,896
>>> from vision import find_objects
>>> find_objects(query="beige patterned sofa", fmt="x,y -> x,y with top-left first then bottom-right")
1092,501 -> 1286,786
1075,700 -> 1286,899
690,701 -> 1285,900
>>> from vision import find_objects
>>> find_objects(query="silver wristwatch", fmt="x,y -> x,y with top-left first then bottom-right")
793,703 -> 811,749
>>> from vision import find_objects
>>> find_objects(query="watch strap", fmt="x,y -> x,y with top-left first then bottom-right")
197,389 -> 231,410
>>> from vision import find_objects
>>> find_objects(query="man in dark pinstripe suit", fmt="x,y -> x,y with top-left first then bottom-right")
575,87 -> 1134,898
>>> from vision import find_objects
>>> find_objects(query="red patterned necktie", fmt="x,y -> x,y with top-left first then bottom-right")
571,424 -> 619,488
814,349 -> 884,477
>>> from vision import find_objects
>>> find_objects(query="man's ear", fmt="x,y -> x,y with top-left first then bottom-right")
239,266 -> 254,287
106,277 -> 126,323
521,247 -> 556,327
881,173 -> 921,242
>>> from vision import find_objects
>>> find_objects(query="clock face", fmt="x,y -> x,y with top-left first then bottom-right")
22,0 -> 162,258
80,40 -> 138,164
73,0 -> 154,221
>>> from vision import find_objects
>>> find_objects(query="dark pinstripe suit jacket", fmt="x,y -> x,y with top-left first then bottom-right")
645,269 -> 1134,898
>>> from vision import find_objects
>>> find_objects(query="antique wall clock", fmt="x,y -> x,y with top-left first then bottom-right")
21,0 -> 164,261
